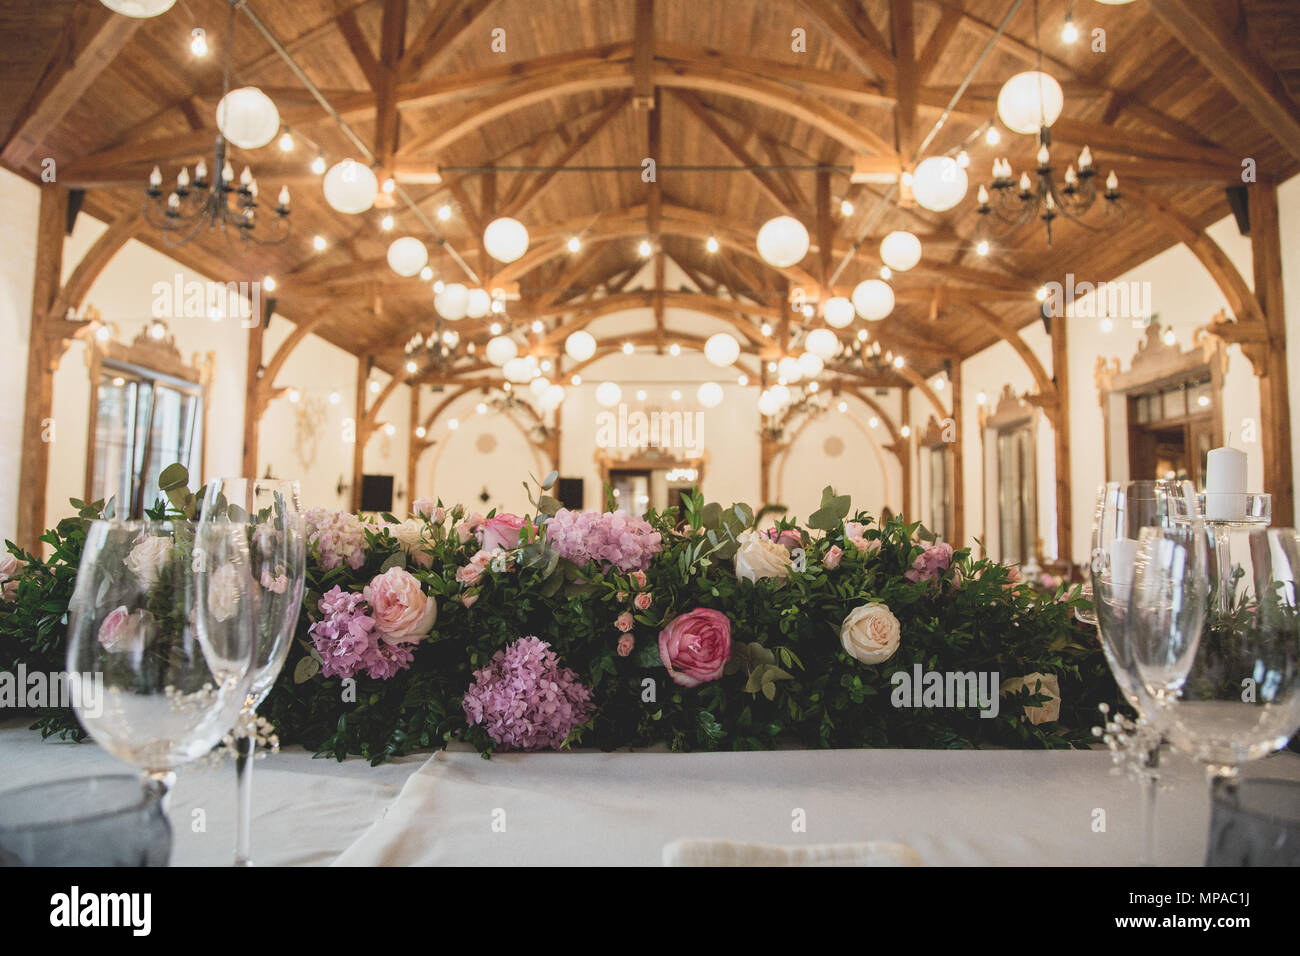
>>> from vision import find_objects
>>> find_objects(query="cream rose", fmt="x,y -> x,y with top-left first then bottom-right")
126,535 -> 172,590
734,530 -> 793,584
207,563 -> 241,623
839,602 -> 902,665
390,519 -> 434,568
363,566 -> 437,644
1000,673 -> 1061,725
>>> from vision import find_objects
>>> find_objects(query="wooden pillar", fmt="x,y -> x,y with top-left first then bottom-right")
351,355 -> 369,513
241,318 -> 265,480
1050,311 -> 1073,564
1250,183 -> 1294,527
406,385 -> 420,504
950,360 -> 964,545
17,188 -> 68,553
900,387 -> 912,521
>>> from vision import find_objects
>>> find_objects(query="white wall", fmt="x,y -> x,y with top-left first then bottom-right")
0,169 -> 40,543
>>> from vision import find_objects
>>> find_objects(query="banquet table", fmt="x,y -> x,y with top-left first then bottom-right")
3,718 -> 1297,866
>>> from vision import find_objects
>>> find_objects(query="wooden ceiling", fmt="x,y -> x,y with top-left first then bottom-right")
3,0 -> 1299,385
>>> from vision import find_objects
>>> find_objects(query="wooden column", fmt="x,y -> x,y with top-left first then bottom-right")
406,385 -> 420,504
17,188 -> 68,553
1050,311 -> 1073,564
241,318 -> 265,480
1250,183 -> 1294,526
900,387 -> 912,520
950,360 -> 964,545
351,356 -> 369,513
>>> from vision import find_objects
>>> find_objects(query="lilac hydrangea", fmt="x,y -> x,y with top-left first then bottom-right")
904,542 -> 954,583
303,508 -> 368,571
544,508 -> 663,573
308,586 -> 413,681
462,636 -> 593,751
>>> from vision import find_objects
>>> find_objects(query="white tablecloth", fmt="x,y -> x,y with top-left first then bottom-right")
4,718 -> 1298,866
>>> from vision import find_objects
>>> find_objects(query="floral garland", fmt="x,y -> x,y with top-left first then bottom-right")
0,474 -> 1122,760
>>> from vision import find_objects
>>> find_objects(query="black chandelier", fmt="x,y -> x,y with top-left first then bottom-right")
142,3 -> 290,247
975,133 -> 1122,246
403,322 -> 473,377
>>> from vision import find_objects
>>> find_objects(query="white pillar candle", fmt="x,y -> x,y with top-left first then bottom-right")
1205,445 -> 1247,521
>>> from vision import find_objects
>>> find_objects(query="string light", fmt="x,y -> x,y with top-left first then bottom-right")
567,236 -> 581,252
312,234 -> 327,251
380,214 -> 394,231
437,204 -> 452,221
278,129 -> 294,152
310,154 -> 326,175
706,235 -> 719,253
976,239 -> 990,256
189,27 -> 208,57
263,275 -> 276,291
1062,11 -> 1079,44
638,239 -> 653,257
985,125 -> 1001,146
840,199 -> 854,216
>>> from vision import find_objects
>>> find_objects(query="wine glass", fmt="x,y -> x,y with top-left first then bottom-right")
66,520 -> 257,803
199,478 -> 306,867
1089,479 -> 1195,864
1136,527 -> 1300,830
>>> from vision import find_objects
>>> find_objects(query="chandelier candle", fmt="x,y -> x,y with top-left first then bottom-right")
1205,445 -> 1248,521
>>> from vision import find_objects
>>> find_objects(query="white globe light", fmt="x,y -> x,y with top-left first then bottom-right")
386,237 -> 428,277
805,328 -> 840,360
770,383 -> 791,406
911,156 -> 968,212
503,356 -> 535,383
757,389 -> 782,417
797,352 -> 824,379
697,382 -> 724,408
100,0 -> 176,16
703,332 -> 740,367
880,231 -> 922,272
466,288 -> 491,318
996,71 -> 1065,135
852,279 -> 895,321
565,330 -> 597,362
482,217 -> 530,263
541,384 -> 566,411
215,87 -> 280,150
755,216 -> 810,268
823,296 -> 855,329
778,356 -> 803,383
595,381 -> 622,408
434,282 -> 469,320
322,159 -> 378,214
529,376 -> 551,398
485,335 -> 517,366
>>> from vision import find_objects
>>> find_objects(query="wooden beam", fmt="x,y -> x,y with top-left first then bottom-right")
796,0 -> 896,82
632,0 -> 655,110
1148,0 -> 1300,162
400,0 -> 500,81
1050,310 -> 1072,564
1249,183 -> 1294,526
375,0 -> 409,169
2,8 -> 141,169
337,8 -> 381,90
889,0 -> 917,161
242,319 -> 266,480
917,5 -> 962,85
17,189 -> 68,552
351,356 -> 370,512
950,359 -> 964,545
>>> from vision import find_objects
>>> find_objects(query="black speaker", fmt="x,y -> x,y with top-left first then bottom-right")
556,477 -> 584,510
359,474 -> 394,512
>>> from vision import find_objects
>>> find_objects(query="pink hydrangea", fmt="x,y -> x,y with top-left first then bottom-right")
307,586 -> 414,681
462,636 -> 593,751
303,508 -> 368,571
544,508 -> 663,573
904,542 -> 954,583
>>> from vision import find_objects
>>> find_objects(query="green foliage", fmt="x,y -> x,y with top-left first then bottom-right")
0,469 -> 1127,762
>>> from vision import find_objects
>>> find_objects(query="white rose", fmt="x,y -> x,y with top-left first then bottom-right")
839,602 -> 901,665
1000,673 -> 1061,725
207,563 -> 241,623
734,530 -> 793,584
126,536 -> 172,590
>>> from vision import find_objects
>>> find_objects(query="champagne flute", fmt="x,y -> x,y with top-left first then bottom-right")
1089,479 -> 1195,864
199,478 -> 306,867
1136,527 -> 1300,844
66,520 -> 257,805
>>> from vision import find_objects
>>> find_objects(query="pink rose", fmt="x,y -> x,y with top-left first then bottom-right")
616,611 -> 635,633
98,605 -> 145,653
904,542 -> 954,584
766,527 -> 802,549
478,513 -> 525,552
411,497 -> 435,519
658,608 -> 732,688
634,591 -> 652,611
431,507 -> 445,525
460,593 -> 478,609
617,634 -> 634,657
456,513 -> 485,544
616,591 -> 628,602
455,563 -> 483,586
823,545 -> 843,570
363,566 -> 437,644
630,571 -> 647,589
